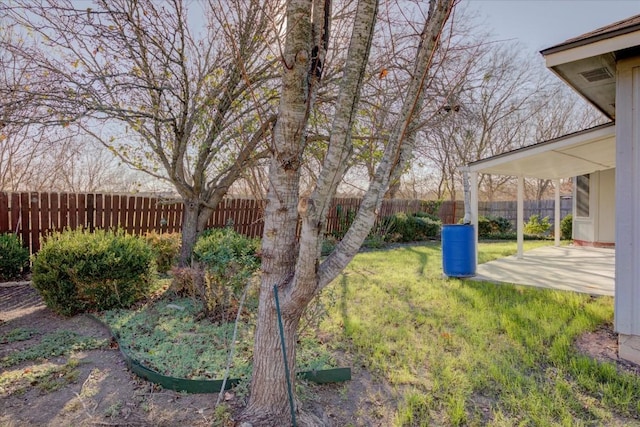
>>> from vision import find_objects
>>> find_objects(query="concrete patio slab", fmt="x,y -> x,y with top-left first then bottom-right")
472,245 -> 615,296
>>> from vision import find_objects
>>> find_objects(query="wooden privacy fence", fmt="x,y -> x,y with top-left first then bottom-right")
478,199 -> 573,228
0,192 -> 437,255
0,192 -> 265,255
0,191 -> 573,255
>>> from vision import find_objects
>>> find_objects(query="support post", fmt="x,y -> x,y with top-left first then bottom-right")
470,171 -> 479,268
554,179 -> 561,247
517,176 -> 524,259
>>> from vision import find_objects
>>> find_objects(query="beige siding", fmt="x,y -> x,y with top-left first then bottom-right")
597,168 -> 615,243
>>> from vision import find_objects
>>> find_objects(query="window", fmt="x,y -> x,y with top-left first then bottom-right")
576,174 -> 590,217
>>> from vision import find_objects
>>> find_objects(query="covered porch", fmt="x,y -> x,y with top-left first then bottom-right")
473,245 -> 615,296
466,122 -> 616,260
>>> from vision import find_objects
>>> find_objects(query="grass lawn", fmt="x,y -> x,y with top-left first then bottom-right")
320,241 -> 640,426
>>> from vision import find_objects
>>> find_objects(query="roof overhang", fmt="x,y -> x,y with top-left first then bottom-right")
467,123 -> 615,179
541,17 -> 640,120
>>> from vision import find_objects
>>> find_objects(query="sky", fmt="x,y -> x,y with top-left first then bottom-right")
464,0 -> 640,55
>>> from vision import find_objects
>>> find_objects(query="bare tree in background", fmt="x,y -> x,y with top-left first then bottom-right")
420,43 -> 549,201
1,0 -> 281,264
524,81 -> 607,200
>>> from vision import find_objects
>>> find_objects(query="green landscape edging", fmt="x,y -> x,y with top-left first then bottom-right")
87,314 -> 351,393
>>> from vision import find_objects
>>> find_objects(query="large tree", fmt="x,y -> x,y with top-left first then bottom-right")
1,0 -> 280,263
242,0 -> 457,424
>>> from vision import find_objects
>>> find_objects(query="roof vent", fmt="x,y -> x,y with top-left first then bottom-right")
579,67 -> 613,82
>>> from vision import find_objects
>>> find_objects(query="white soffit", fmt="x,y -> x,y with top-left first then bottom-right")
468,123 -> 615,179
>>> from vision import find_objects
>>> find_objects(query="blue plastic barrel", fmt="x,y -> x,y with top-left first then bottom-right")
442,224 -> 476,277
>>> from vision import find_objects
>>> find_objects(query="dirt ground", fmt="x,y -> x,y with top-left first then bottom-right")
0,284 -> 395,427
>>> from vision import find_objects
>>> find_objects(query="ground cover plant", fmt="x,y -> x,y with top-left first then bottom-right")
1,330 -> 107,368
319,241 -> 638,426
100,296 -> 337,382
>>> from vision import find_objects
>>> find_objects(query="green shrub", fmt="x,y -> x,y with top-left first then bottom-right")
389,212 -> 441,242
561,214 -> 573,240
523,214 -> 551,236
414,216 -> 441,238
471,215 -> 512,237
476,216 -> 492,237
389,213 -> 415,242
418,199 -> 443,216
144,231 -> 181,273
321,235 -> 338,256
32,229 -> 155,316
192,228 -> 260,319
487,215 -> 512,233
0,233 -> 30,281
414,211 -> 441,222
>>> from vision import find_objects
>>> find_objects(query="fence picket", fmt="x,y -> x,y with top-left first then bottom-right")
0,192 -> 8,233
94,193 -> 103,230
50,193 -> 59,231
10,193 -> 20,235
20,193 -> 30,248
30,193 -> 40,252
40,193 -> 50,237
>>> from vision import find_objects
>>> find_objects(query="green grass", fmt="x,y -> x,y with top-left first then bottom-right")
320,241 -> 637,426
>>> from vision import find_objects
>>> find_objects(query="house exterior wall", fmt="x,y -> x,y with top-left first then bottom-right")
615,56 -> 640,347
573,168 -> 615,246
597,168 -> 615,243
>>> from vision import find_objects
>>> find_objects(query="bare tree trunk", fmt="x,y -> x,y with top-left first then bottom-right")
241,0 -> 316,422
179,203 -> 215,266
242,0 -> 455,424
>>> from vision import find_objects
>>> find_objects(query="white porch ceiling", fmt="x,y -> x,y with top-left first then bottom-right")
467,123 -> 615,179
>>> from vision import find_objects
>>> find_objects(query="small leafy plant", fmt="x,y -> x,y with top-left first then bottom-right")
0,233 -> 30,281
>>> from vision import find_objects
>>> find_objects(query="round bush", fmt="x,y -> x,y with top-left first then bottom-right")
32,229 -> 155,316
0,233 -> 30,281
194,227 -> 260,284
